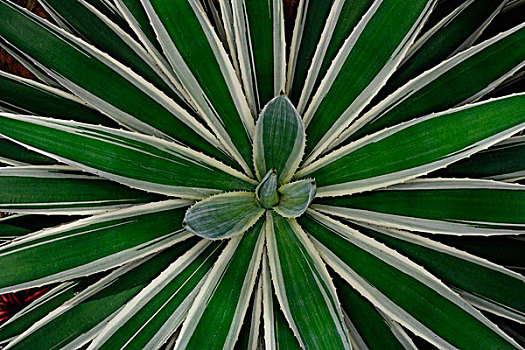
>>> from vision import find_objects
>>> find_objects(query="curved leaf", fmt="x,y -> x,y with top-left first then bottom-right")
314,179 -> 525,235
3,239 -> 198,350
0,1 -> 232,165
274,179 -> 316,218
183,192 -> 264,240
253,95 -> 305,184
337,21 -> 525,146
302,0 -> 436,164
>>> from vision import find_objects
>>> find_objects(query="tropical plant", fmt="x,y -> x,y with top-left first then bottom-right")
0,0 -> 524,348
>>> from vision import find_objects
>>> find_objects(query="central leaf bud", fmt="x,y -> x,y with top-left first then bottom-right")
256,169 -> 279,209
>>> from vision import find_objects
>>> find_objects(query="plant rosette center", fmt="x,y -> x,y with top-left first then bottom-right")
183,95 -> 315,240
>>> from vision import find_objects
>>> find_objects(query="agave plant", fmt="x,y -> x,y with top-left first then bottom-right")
0,0 -> 524,348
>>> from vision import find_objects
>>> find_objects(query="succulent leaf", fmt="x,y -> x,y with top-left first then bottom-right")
274,179 -> 316,218
253,94 -> 305,184
0,0 -> 523,348
183,192 -> 264,240
255,169 -> 279,209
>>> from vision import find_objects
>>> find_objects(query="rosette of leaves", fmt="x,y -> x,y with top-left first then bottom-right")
0,0 -> 524,349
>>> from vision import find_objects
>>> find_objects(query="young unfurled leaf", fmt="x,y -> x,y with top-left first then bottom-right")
183,192 -> 264,240
256,169 -> 279,209
274,179 -> 316,218
253,95 -> 305,184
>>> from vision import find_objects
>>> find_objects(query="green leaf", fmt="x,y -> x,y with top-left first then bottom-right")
261,252 -> 301,350
0,70 -> 115,127
426,235 -> 525,271
4,239 -> 198,350
0,277 -> 100,343
234,275 -> 263,350
232,0 -> 285,112
0,137 -> 56,166
0,214 -> 78,241
289,0 -> 374,110
143,0 -> 255,174
175,220 -> 265,350
274,179 -> 316,218
0,166 -> 162,214
377,0 -> 506,100
339,22 -> 525,146
298,94 -> 525,197
0,1 -> 232,166
256,169 -> 279,209
301,210 -> 521,349
314,179 -> 525,235
437,136 -> 525,181
302,0 -> 435,164
253,95 -> 305,184
353,223 -> 525,323
88,240 -> 224,350
333,276 -> 414,350
183,192 -> 264,240
112,0 -> 165,54
286,0 -> 334,105
0,200 -> 192,294
0,114 -> 255,198
40,0 -> 189,106
266,212 -> 351,350
112,0 -> 194,104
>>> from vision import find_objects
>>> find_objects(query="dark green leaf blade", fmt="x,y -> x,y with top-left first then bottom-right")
3,238 -> 198,349
301,210 -> 521,349
0,70 -> 115,127
302,0 -> 435,163
286,0 -> 334,105
0,137 -> 56,166
0,200 -> 192,294
352,223 -> 525,323
314,179 -> 525,235
0,1 -> 232,166
175,220 -> 265,350
89,240 -> 225,350
0,166 -> 162,214
232,0 -> 285,111
0,277 -> 100,343
0,214 -> 78,241
145,0 -> 255,173
261,252 -> 302,350
40,0 -> 188,106
426,235 -> 525,271
342,22 -> 525,145
436,136 -> 525,181
377,0 -> 507,100
0,114 -> 255,198
298,94 -> 525,197
290,0 -> 374,109
266,212 -> 351,350
334,276 -> 414,350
